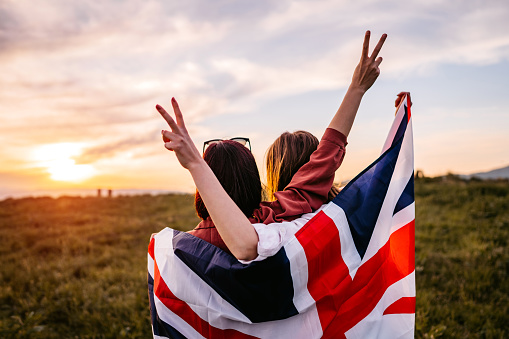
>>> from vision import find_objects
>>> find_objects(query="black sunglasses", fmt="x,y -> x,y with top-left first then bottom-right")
203,137 -> 251,153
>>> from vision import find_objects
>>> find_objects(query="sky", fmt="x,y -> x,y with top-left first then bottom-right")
1,0 -> 508,198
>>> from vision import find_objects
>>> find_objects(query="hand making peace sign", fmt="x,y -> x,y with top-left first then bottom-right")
351,31 -> 387,93
156,98 -> 203,170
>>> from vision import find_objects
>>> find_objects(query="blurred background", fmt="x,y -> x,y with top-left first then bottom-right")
1,0 -> 508,199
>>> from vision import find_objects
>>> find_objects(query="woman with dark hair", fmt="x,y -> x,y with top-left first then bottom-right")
157,31 -> 386,261
190,140 -> 263,250
195,140 -> 262,221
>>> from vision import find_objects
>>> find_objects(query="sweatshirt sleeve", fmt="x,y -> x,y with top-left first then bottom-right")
253,128 -> 347,224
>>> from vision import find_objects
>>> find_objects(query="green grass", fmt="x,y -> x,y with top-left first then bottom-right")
0,194 -> 199,338
0,180 -> 507,338
414,178 -> 508,338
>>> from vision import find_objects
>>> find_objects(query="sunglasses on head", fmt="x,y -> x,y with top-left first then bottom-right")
203,137 -> 251,153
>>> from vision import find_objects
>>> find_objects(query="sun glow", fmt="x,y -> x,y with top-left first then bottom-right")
32,143 -> 96,182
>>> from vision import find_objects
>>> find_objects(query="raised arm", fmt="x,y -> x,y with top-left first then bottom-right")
156,98 -> 258,261
328,31 -> 387,136
256,32 -> 388,220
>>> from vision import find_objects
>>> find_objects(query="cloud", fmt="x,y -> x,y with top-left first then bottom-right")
74,134 -> 158,164
2,0 -> 508,127
0,0 -> 508,193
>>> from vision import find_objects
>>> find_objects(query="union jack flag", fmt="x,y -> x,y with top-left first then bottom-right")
148,94 -> 414,338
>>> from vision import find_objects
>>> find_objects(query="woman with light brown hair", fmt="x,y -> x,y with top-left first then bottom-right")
265,131 -> 319,201
265,131 -> 342,203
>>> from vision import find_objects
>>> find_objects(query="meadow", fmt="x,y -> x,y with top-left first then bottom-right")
0,178 -> 507,338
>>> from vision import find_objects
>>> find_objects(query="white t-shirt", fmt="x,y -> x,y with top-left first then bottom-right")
240,204 -> 327,264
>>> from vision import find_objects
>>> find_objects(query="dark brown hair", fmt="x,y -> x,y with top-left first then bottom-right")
265,131 -> 319,201
195,140 -> 262,220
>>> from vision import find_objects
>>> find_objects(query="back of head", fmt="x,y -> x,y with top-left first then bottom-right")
265,131 -> 319,201
195,140 -> 262,220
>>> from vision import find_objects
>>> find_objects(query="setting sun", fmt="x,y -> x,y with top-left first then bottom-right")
32,143 -> 96,182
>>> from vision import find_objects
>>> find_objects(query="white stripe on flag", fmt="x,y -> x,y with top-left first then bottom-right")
363,118 -> 414,264
345,271 -> 415,339
381,101 -> 407,153
322,202 -> 362,278
391,202 -> 415,234
284,234 -> 316,313
376,314 -> 415,339
154,294 -> 207,339
153,335 -> 170,339
219,305 -> 324,339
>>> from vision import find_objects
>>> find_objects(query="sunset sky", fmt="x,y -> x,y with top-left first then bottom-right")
1,0 -> 508,199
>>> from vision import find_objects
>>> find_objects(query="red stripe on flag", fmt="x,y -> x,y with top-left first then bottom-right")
325,219 -> 415,337
148,238 -> 155,260
383,297 -> 415,315
153,258 -> 259,339
295,211 -> 352,335
406,96 -> 412,121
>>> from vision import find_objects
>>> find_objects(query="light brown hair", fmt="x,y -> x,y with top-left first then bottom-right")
265,131 -> 319,201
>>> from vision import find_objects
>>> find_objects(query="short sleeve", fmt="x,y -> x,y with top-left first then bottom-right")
240,206 -> 328,264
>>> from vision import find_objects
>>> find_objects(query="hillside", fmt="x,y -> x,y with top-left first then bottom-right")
460,164 -> 509,179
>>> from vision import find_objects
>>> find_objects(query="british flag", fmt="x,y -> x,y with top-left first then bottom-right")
148,94 -> 414,338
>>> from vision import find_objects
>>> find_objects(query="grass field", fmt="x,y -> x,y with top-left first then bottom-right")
0,179 -> 507,338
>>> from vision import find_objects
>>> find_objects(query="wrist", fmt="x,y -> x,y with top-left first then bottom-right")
187,157 -> 209,175
347,84 -> 367,96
